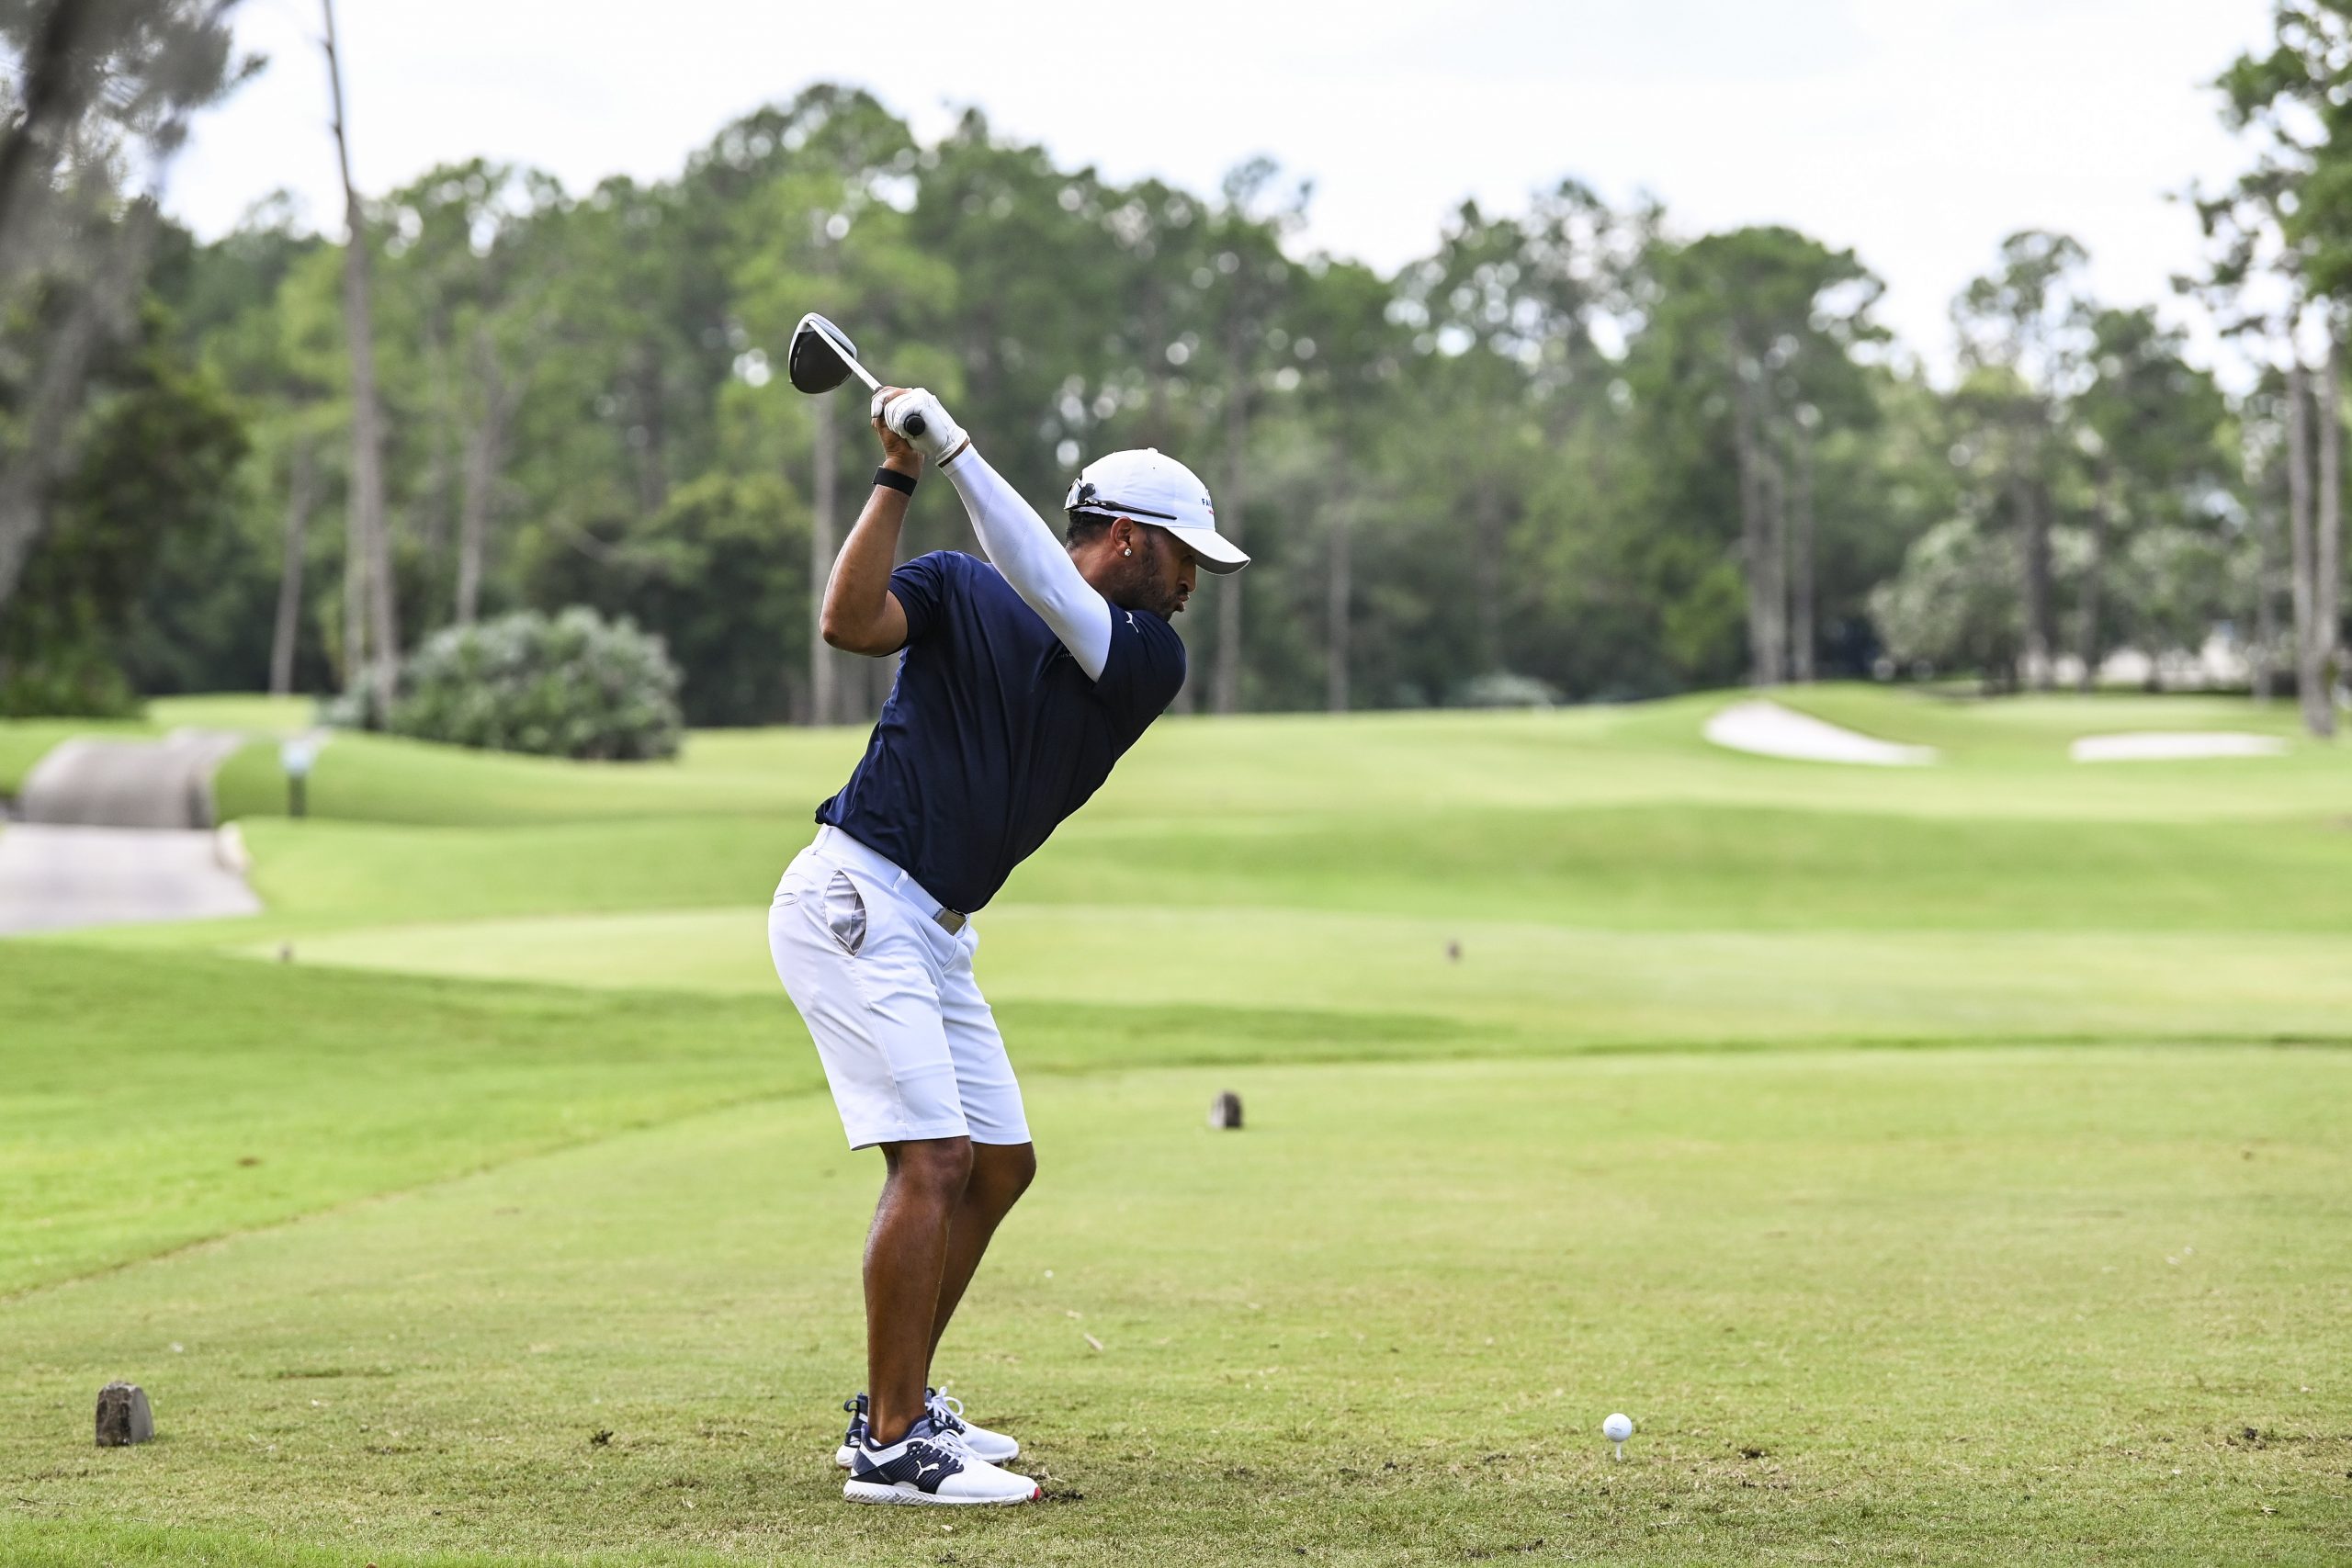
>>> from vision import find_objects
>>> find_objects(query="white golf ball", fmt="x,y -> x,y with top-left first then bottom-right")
1602,1413 -> 1634,1443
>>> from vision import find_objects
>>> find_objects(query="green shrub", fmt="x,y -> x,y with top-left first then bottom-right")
1451,671 -> 1564,709
0,643 -> 141,718
378,607 -> 683,761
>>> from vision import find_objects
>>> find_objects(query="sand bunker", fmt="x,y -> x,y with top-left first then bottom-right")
1702,700 -> 1939,766
2069,732 -> 2289,762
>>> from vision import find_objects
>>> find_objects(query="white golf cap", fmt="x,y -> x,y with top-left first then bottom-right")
1063,448 -> 1250,574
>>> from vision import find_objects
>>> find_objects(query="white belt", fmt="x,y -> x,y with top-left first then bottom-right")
812,825 -> 968,934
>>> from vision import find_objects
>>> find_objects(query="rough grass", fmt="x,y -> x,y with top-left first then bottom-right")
5,688 -> 2351,1563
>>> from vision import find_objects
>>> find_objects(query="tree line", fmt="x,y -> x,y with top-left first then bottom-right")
1,4 -> 2346,734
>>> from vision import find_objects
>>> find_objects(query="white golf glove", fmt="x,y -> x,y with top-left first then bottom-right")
871,386 -> 970,467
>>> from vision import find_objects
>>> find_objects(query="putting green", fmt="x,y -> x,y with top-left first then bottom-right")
3,1048 -> 2345,1566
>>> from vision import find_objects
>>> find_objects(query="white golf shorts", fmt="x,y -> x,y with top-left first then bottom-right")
768,826 -> 1030,1150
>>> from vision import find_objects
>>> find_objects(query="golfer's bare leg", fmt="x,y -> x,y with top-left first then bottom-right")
930,1141 -> 1037,1359
865,1136 -> 972,1445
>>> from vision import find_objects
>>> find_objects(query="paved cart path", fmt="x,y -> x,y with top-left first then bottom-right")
17,728 -> 248,828
0,824 -> 260,934
2,727 -> 261,934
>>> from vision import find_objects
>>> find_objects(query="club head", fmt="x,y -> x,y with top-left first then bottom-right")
788,313 -> 858,395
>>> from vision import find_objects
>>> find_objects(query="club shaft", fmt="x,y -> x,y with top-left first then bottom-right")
850,354 -> 927,437
822,332 -> 925,437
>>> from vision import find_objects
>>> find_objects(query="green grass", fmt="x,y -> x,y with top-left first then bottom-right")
0,944 -> 813,1297
47,803 -> 2352,963
184,685 -> 2352,831
0,694 -> 309,797
209,724 -> 865,827
145,693 -> 318,734
0,716 -> 148,796
6,685 -> 2351,1562
215,908 -> 2352,1049
3,1051 -> 2346,1564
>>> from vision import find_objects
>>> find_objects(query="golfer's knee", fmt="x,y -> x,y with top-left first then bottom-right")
971,1141 -> 1036,1208
891,1135 -> 973,1200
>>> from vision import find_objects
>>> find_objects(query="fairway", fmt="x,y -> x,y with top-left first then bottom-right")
6,688 -> 2352,1564
6,1052 -> 2347,1566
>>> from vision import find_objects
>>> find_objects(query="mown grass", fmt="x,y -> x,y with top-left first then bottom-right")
60,800 -> 2352,945
184,685 -> 2352,832
0,717 -> 149,797
0,944 -> 809,1297
0,694 -> 305,798
0,945 -> 1449,1299
3,1051 -> 2346,1565
4,686 -> 2350,1563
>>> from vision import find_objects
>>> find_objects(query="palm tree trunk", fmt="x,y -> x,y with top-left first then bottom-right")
2250,423 -> 2278,700
2322,327 -> 2345,705
1789,415 -> 1816,682
421,311 -> 455,563
2287,356 -> 2332,736
1734,366 -> 1776,687
2255,501 -> 2279,701
1327,459 -> 1351,712
341,472 -> 368,686
2077,468 -> 2111,694
1472,472 -> 1504,676
270,441 -> 314,696
324,0 -> 398,717
1761,447 -> 1788,682
1213,353 -> 1247,715
2016,461 -> 2053,692
456,325 -> 509,626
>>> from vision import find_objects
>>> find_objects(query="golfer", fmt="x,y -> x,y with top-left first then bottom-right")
768,383 -> 1247,1506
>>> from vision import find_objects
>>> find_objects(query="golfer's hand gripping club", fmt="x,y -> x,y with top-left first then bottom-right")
872,386 -> 967,467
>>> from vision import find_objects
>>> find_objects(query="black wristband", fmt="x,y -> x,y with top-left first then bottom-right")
873,466 -> 917,496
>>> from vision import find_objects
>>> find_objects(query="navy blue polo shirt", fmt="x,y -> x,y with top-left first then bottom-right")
815,549 -> 1186,913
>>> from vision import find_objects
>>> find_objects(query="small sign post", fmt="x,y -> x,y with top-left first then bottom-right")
280,737 -> 318,819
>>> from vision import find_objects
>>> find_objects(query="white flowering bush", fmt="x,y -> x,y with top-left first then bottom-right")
381,607 -> 683,761
1452,671 -> 1564,709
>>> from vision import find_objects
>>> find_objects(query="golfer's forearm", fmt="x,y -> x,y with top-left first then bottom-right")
820,484 -> 912,655
944,449 -> 1112,680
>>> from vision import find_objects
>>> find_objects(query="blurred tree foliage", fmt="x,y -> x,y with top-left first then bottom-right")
0,0 -> 248,712
0,73 -> 2292,717
0,293 -> 246,715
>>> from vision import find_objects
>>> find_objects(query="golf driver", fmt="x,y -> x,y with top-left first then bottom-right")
788,312 -> 924,438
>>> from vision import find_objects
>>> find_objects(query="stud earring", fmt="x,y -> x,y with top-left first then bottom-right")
1123,547 -> 1132,557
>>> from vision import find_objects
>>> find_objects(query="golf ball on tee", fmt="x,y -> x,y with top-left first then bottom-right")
1602,1413 -> 1634,1444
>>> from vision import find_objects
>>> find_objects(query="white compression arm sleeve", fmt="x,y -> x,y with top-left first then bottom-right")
943,448 -> 1114,681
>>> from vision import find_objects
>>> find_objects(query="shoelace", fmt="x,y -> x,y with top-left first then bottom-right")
916,1425 -> 980,1467
926,1388 -> 967,1432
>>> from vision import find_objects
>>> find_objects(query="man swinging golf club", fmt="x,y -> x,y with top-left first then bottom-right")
768,382 -> 1247,1506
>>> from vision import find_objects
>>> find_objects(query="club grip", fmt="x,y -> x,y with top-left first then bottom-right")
903,412 -> 927,438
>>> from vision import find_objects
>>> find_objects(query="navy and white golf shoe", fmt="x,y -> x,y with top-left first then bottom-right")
841,1412 -> 1039,1506
836,1388 -> 1019,1468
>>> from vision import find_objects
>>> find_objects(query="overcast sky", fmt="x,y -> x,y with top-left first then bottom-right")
171,0 -> 2275,384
